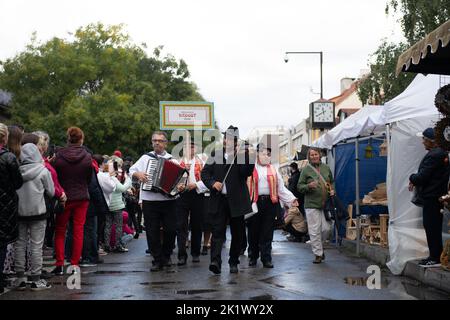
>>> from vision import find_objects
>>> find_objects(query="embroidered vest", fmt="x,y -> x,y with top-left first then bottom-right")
180,156 -> 203,182
247,164 -> 278,204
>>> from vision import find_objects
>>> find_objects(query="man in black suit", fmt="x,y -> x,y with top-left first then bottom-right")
201,126 -> 255,274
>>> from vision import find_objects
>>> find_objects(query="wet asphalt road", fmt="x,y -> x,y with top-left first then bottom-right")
1,230 -> 449,300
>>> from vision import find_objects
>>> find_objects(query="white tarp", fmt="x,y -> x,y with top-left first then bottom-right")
384,74 -> 441,123
386,116 -> 439,275
385,74 -> 444,275
312,105 -> 385,149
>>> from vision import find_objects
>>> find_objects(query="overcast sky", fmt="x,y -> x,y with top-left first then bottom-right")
0,0 -> 404,138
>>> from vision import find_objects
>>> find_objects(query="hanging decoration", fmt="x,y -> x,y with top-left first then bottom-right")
364,138 -> 374,159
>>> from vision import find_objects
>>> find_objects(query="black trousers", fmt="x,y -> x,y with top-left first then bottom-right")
210,195 -> 245,266
0,244 -> 7,274
176,191 -> 204,259
247,197 -> 277,263
97,212 -> 106,246
143,200 -> 177,265
422,199 -> 444,261
45,213 -> 55,248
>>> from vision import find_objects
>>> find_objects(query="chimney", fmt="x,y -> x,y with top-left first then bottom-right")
340,78 -> 355,93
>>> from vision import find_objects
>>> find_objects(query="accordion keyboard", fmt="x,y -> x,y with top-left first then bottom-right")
142,157 -> 158,191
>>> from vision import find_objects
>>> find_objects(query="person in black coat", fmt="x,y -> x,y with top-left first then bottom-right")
409,128 -> 450,267
81,158 -> 110,266
288,162 -> 305,215
0,124 -> 23,292
201,126 -> 255,274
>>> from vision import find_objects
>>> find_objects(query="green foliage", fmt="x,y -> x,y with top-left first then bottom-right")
0,23 -> 204,158
357,40 -> 415,105
386,0 -> 450,45
358,1 -> 450,105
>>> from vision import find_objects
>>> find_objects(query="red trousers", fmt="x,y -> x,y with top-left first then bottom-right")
54,200 -> 89,266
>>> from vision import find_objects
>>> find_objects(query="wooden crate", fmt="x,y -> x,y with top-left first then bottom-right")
379,214 -> 389,247
346,205 -> 357,240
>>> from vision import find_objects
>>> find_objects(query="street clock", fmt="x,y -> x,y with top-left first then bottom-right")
310,101 -> 335,129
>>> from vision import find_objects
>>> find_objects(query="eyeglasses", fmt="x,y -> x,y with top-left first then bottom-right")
152,139 -> 167,143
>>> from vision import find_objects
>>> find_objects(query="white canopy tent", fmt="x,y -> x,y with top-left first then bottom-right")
312,105 -> 385,150
385,74 -> 443,275
311,74 -> 446,275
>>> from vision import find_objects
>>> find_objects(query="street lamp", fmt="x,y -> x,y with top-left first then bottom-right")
284,51 -> 323,99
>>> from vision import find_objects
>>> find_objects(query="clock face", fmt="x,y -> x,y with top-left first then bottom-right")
313,102 -> 334,123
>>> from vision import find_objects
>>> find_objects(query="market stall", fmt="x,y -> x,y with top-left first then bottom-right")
312,106 -> 388,252
384,74 -> 443,275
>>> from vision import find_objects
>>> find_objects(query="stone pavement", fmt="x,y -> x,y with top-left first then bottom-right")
1,230 -> 449,300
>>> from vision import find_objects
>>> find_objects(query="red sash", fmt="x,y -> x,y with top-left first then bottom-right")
180,156 -> 203,182
247,165 -> 278,204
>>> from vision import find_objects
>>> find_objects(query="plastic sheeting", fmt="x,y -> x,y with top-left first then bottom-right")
312,105 -> 385,150
334,139 -> 387,209
386,116 -> 439,274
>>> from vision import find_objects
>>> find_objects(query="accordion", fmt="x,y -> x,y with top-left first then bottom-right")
142,155 -> 188,197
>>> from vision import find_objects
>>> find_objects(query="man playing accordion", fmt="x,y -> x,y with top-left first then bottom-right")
130,131 -> 183,272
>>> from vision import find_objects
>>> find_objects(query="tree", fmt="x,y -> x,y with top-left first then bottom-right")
357,40 -> 415,105
386,0 -> 450,45
0,23 -> 204,157
358,0 -> 450,105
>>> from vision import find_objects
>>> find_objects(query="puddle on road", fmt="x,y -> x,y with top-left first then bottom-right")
260,276 -> 286,289
249,294 -> 274,300
84,270 -> 146,275
175,289 -> 217,295
140,281 -> 182,286
70,292 -> 92,296
48,281 -> 92,286
343,277 -> 390,288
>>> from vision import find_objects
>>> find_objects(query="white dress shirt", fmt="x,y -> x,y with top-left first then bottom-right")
255,163 -> 296,207
185,155 -> 209,194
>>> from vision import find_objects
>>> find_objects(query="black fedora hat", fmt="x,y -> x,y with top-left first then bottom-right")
222,125 -> 240,139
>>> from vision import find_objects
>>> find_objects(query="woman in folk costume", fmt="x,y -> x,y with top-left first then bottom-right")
297,148 -> 334,264
247,144 -> 298,268
176,138 -> 209,266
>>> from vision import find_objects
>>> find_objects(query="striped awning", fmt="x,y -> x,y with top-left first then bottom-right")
396,19 -> 450,76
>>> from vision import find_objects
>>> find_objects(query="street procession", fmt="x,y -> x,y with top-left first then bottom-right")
0,0 -> 450,307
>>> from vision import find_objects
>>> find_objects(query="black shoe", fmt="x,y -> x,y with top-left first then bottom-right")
418,259 -> 441,268
150,264 -> 163,272
209,262 -> 221,275
192,256 -> 200,263
114,245 -> 128,253
145,249 -> 151,255
51,266 -> 64,276
134,233 -> 140,239
40,270 -> 53,279
230,264 -> 239,274
177,257 -> 187,266
263,261 -> 274,268
201,246 -> 208,256
164,257 -> 173,267
249,259 -> 257,267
